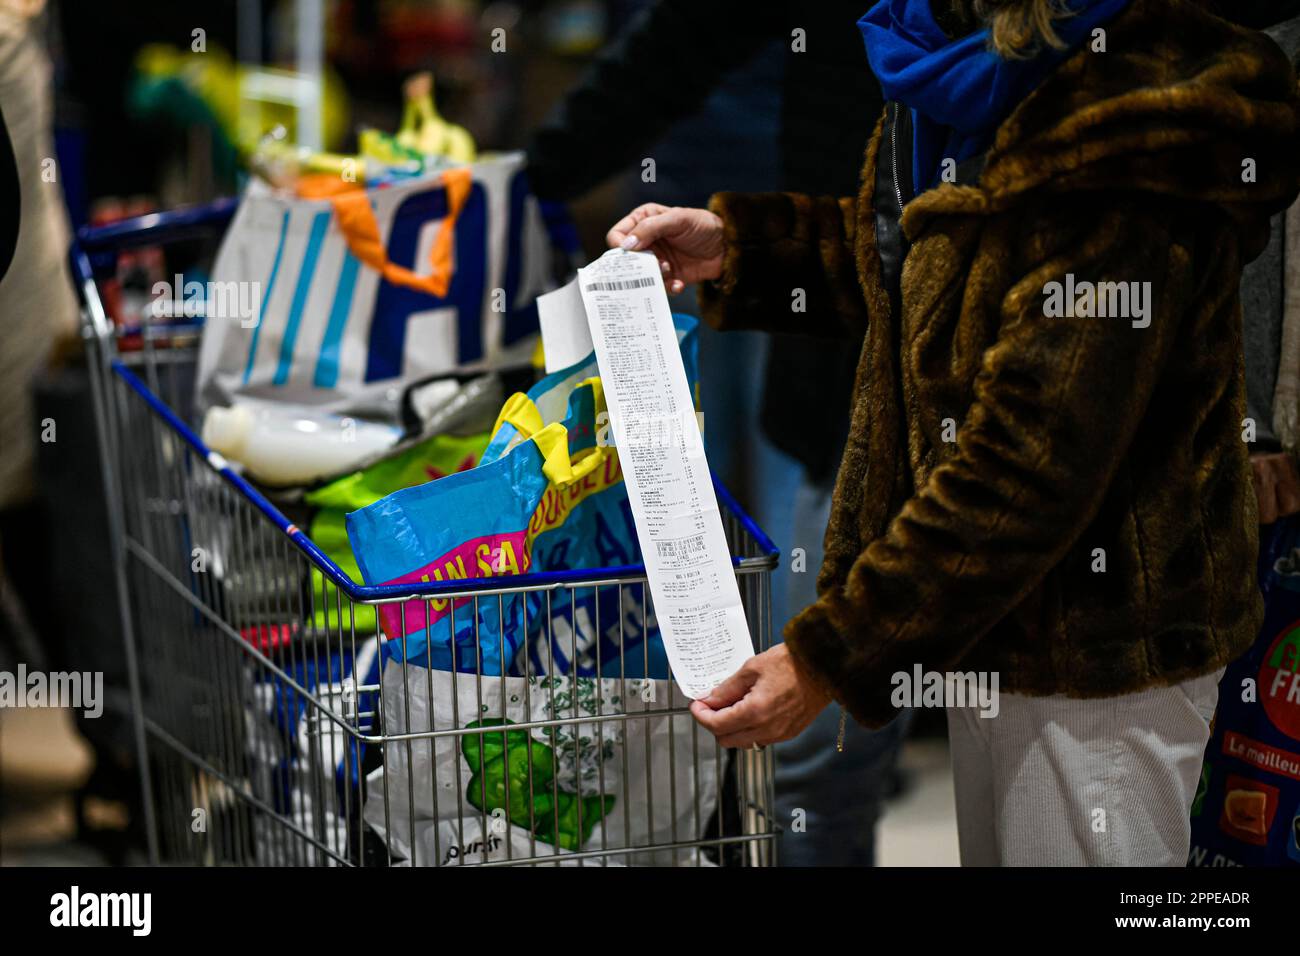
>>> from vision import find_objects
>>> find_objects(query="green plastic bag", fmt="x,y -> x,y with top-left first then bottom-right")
304,431 -> 490,634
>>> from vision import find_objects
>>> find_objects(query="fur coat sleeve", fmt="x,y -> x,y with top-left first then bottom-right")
696,191 -> 869,338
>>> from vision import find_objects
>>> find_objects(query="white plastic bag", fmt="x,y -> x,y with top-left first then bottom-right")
364,659 -> 719,866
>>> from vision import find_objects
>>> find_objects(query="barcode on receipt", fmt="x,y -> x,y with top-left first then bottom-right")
582,277 -> 657,292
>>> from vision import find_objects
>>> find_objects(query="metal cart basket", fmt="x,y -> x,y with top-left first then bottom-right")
70,200 -> 780,867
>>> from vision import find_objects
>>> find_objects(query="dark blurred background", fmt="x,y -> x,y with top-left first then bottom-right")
50,0 -> 685,251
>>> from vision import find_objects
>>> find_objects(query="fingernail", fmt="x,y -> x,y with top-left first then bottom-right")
620,235 -> 640,250
660,260 -> 670,273
671,280 -> 684,292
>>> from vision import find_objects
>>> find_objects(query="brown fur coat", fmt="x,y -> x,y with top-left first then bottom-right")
698,0 -> 1300,727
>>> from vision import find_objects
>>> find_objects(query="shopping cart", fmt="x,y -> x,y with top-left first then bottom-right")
70,199 -> 781,867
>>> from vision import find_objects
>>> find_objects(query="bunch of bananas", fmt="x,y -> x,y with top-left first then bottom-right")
250,70 -> 477,196
391,72 -> 476,165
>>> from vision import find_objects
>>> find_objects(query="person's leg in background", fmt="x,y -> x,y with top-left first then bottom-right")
696,321 -> 778,508
735,342 -> 804,636
0,12 -> 79,665
946,669 -> 1222,866
667,284 -> 804,541
773,469 -> 914,866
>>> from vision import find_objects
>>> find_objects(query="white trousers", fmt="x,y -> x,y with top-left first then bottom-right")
945,668 -> 1223,866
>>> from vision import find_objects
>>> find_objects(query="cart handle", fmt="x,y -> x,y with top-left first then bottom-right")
76,197 -> 239,253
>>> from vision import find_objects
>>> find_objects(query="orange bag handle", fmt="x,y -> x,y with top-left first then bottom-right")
329,167 -> 473,299
295,173 -> 365,200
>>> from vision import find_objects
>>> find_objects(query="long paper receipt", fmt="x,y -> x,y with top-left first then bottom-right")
578,249 -> 754,699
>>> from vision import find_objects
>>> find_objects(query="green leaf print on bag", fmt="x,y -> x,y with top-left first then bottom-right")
462,718 -> 615,851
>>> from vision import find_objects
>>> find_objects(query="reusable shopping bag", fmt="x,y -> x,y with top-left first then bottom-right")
1189,515 -> 1300,867
497,379 -> 667,678
363,660 -> 718,866
345,424 -> 574,673
478,315 -> 701,678
196,153 -> 554,415
480,312 -> 700,463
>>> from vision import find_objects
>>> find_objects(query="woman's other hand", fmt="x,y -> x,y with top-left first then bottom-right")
606,203 -> 724,294
689,644 -> 831,748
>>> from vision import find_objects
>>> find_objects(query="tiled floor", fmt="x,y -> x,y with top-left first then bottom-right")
1,705 -> 960,866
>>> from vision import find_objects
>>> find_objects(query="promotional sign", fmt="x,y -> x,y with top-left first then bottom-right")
1190,517 -> 1300,867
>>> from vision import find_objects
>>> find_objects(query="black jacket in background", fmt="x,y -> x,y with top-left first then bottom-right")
527,0 -> 881,481
1214,0 -> 1300,29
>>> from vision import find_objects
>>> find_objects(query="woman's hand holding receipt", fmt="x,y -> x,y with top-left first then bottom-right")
688,645 -> 830,749
606,204 -> 724,294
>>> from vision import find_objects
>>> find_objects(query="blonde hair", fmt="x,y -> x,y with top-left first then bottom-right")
972,0 -> 1074,59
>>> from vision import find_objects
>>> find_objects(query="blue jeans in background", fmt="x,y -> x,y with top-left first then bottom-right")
772,471 -> 914,866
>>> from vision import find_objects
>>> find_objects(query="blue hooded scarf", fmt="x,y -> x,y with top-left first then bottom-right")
859,0 -> 1132,190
